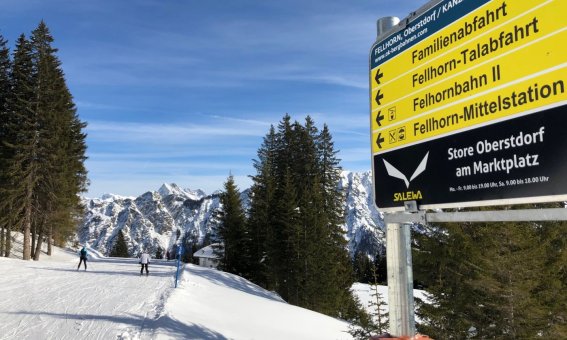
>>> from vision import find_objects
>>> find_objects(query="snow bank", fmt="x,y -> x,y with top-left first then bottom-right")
0,247 -> 353,339
151,264 -> 353,339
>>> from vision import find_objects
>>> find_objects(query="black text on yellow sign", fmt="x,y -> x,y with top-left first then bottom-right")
372,66 -> 567,154
371,27 -> 567,131
370,0 -> 559,92
370,0 -> 565,129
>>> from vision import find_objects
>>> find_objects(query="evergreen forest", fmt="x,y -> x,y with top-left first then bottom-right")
413,205 -> 567,338
213,115 -> 360,319
0,22 -> 88,261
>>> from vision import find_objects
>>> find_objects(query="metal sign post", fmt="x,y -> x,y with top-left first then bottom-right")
386,221 -> 415,336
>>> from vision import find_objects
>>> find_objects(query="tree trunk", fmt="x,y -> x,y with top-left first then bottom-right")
0,226 -> 4,256
4,226 -> 11,257
31,220 -> 37,259
23,203 -> 32,260
33,223 -> 44,261
47,224 -> 52,256
22,152 -> 37,261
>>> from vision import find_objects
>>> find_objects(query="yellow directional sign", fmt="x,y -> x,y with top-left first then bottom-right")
371,0 -> 555,93
372,67 -> 567,153
370,0 -> 567,211
371,28 -> 567,132
371,0 -> 567,154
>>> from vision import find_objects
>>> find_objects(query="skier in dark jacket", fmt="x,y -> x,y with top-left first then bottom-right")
77,246 -> 88,270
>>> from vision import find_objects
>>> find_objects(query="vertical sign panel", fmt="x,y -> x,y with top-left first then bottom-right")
370,0 -> 567,211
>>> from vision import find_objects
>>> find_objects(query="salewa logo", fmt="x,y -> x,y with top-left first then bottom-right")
383,151 -> 429,188
393,191 -> 422,202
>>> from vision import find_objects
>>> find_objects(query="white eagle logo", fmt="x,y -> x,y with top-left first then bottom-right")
383,151 -> 429,189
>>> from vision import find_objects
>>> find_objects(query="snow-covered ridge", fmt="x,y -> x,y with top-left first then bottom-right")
99,193 -> 136,202
157,183 -> 206,201
79,172 -> 385,257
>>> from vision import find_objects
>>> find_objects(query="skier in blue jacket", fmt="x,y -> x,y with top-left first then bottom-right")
77,246 -> 88,270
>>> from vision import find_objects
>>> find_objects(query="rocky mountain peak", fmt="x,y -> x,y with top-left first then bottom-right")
79,171 -> 385,257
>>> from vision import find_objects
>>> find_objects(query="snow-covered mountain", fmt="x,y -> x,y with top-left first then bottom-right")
78,171 -> 385,257
340,171 -> 385,257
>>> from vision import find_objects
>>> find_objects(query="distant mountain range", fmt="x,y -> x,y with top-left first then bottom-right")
78,171 -> 385,257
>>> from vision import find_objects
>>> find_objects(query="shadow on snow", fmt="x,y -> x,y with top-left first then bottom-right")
189,266 -> 283,302
6,311 -> 228,340
31,260 -> 178,278
31,266 -> 176,278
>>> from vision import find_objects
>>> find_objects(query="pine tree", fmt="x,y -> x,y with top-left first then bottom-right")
373,250 -> 388,285
247,126 -> 277,288
271,167 -> 300,303
316,123 -> 344,232
213,175 -> 251,278
299,174 -> 338,312
247,114 -> 356,318
289,118 -> 317,199
0,22 -> 88,261
314,121 -> 357,316
369,266 -> 389,334
29,21 -> 88,259
0,32 -> 9,109
353,251 -> 376,283
476,221 -> 547,338
314,122 -> 355,317
29,22 -> 59,260
0,32 -> 11,257
413,220 -> 488,338
155,247 -> 163,259
348,284 -> 389,339
535,216 -> 567,338
414,205 -> 567,338
348,297 -> 376,340
1,34 -> 38,260
110,230 -> 129,257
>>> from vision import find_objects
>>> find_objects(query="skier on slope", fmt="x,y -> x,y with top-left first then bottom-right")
77,246 -> 88,271
139,250 -> 150,276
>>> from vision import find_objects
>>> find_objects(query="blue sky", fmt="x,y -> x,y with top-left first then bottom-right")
1,0 -> 423,198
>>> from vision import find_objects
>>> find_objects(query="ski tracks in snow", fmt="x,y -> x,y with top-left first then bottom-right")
0,256 -> 178,340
